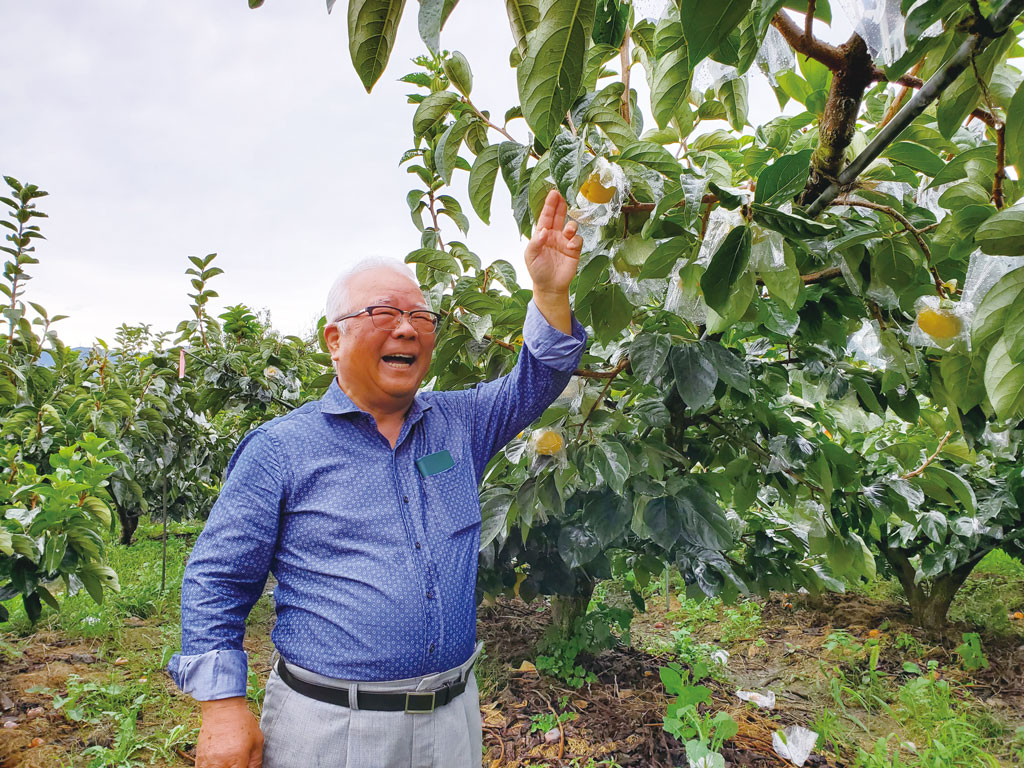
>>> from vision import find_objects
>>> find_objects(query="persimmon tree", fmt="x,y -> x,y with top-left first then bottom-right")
280,0 -> 1024,630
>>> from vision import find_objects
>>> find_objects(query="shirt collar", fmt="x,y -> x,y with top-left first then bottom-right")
320,378 -> 432,419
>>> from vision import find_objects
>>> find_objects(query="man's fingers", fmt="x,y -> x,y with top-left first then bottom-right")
568,234 -> 583,256
562,219 -> 578,240
536,189 -> 561,231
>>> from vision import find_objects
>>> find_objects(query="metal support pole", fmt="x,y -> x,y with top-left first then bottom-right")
804,0 -> 1024,217
161,472 -> 168,593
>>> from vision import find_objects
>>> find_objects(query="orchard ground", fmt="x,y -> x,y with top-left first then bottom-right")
0,518 -> 1022,768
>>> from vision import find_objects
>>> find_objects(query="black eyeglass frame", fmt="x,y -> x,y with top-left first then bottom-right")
333,305 -> 442,333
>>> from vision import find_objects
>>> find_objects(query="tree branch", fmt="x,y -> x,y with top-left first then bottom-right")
831,197 -> 947,296
576,357 -> 629,438
619,28 -> 631,125
994,122 -> 1007,208
901,431 -> 952,479
771,11 -> 844,70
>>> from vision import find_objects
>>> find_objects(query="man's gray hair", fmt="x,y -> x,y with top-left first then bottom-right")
325,257 -> 420,331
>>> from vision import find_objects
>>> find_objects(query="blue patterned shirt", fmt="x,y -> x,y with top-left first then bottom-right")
167,301 -> 585,700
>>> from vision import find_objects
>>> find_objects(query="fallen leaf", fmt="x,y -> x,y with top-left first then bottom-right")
514,660 -> 536,674
113,657 -> 129,666
26,707 -> 44,718
654,622 -> 665,629
574,699 -> 588,709
124,617 -> 146,627
0,693 -> 13,710
30,737 -> 43,748
3,720 -> 17,729
1012,611 -> 1023,620
544,727 -> 560,743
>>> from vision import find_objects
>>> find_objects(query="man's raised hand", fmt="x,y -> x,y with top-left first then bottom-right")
525,189 -> 583,297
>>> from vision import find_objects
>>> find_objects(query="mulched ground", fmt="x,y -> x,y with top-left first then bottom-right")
477,599 -> 841,768
2,591 -> 1022,767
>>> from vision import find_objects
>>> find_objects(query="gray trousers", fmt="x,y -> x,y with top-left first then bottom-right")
260,645 -> 483,768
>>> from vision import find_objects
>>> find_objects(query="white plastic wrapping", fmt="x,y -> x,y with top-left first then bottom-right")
693,59 -> 741,96
526,428 -> 568,469
772,726 -> 819,767
908,294 -> 970,349
916,179 -> 952,222
750,225 -> 785,272
664,260 -> 708,324
631,0 -> 672,22
736,689 -> 776,709
570,157 -> 629,229
847,319 -> 892,369
960,251 -> 1024,308
756,25 -> 795,87
696,207 -> 745,267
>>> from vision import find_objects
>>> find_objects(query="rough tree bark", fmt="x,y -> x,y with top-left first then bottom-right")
116,505 -> 140,546
549,576 -> 597,638
802,34 -> 876,203
881,543 -> 979,632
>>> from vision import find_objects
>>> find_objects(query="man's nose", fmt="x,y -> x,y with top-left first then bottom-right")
391,314 -> 418,337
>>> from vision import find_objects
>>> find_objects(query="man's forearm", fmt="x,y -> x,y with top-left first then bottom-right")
532,289 -> 572,336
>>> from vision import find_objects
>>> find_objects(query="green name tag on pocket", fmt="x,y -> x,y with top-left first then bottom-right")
416,450 -> 455,477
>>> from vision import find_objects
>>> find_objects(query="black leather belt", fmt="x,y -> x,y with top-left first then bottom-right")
274,658 -> 468,713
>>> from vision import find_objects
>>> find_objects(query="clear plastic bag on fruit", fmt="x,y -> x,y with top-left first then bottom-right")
693,59 -> 740,95
749,224 -> 785,271
848,319 -> 892,369
630,0 -> 672,22
909,294 -> 970,349
916,179 -> 952,222
835,0 -> 906,66
526,427 -> 568,468
569,156 -> 628,229
756,25 -> 794,87
696,207 -> 745,267
664,261 -> 708,324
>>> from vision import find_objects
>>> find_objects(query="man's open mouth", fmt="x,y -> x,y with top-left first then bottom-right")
382,354 -> 416,368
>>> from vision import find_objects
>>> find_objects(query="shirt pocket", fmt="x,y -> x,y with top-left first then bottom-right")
419,463 -> 480,536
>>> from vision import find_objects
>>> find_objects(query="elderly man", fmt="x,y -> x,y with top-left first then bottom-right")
167,190 -> 586,768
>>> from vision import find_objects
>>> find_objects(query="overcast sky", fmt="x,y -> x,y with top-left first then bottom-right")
1,2 -> 853,346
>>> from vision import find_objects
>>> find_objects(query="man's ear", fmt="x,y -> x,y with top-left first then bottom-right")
324,323 -> 342,359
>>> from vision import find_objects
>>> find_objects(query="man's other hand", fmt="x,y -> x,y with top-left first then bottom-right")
196,697 -> 264,768
525,190 -> 583,296
525,190 -> 582,334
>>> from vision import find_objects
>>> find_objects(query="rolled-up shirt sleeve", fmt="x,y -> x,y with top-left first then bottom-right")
467,299 -> 586,477
166,428 -> 284,700
522,299 -> 586,371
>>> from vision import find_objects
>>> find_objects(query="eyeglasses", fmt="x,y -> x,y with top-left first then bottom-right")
334,305 -> 441,334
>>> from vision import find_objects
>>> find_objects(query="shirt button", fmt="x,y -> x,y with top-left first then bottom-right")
415,541 -> 421,549
403,496 -> 409,504
426,590 -> 435,599
428,643 -> 435,654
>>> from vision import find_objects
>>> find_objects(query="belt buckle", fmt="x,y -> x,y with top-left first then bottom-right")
404,691 -> 436,714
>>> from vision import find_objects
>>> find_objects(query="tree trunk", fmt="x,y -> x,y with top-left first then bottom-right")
802,35 -> 876,203
549,577 -> 597,639
881,544 -> 976,632
117,506 -> 140,546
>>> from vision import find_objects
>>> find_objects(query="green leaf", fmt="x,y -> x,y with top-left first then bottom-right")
558,524 -> 601,568
939,352 -> 987,413
760,243 -> 801,308
700,225 -> 751,314
717,76 -> 748,131
751,203 -> 835,239
650,15 -> 690,128
882,142 -> 945,178
973,266 -> 1024,352
436,113 -> 473,184
675,480 -> 733,550
670,343 -> 718,409
406,248 -> 459,274
630,332 -> 672,384
975,201 -> 1024,256
468,144 -> 502,224
927,145 -> 996,189
1007,79 -> 1024,172
591,283 -> 632,343
347,0 -> 409,92
702,341 -> 750,394
413,90 -> 460,137
549,130 -> 586,197
644,496 -> 682,550
936,32 -> 1014,139
593,440 -> 630,494
506,0 -> 540,56
443,50 -> 473,96
618,142 -> 682,178
985,335 -> 1024,420
754,149 -> 812,207
592,0 -> 629,47
639,236 -> 690,279
680,0 -> 752,69
418,0 -> 459,53
516,0 -> 597,146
